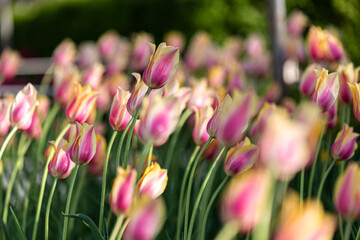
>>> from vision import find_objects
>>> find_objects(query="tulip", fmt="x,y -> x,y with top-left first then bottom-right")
129,32 -> 154,71
287,10 -> 308,37
325,30 -> 343,61
53,66 -> 79,109
24,107 -> 42,139
333,163 -> 360,220
77,42 -> 99,69
109,167 -> 137,215
250,102 -> 276,140
142,42 -> 180,89
192,106 -> 213,145
66,82 -> 98,123
187,79 -> 216,111
0,97 -> 13,136
53,39 -> 76,67
48,140 -> 75,179
245,34 -> 264,58
164,31 -> 185,52
220,168 -> 271,233
138,95 -> 180,146
69,122 -> 97,165
137,163 -> 168,199
348,82 -> 360,122
259,110 -> 310,180
37,95 -> 50,120
325,102 -> 338,130
10,83 -> 38,130
338,63 -> 355,104
299,64 -> 321,96
88,134 -> 107,176
208,65 -> 226,88
109,87 -> 132,131
123,197 -> 166,240
82,63 -> 104,89
274,191 -> 336,240
331,124 -> 359,160
227,65 -> 245,93
127,73 -> 150,117
0,48 -> 21,80
202,138 -> 221,161
184,32 -> 211,72
310,68 -> 339,111
98,31 -> 120,60
224,138 -> 258,176
307,26 -> 327,61
207,94 -> 231,138
106,38 -> 131,75
173,87 -> 192,113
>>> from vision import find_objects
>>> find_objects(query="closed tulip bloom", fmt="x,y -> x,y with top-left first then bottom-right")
173,87 -> 192,113
98,30 -> 120,60
138,95 -> 180,146
274,192 -> 336,240
0,98 -> 13,136
287,11 -> 308,37
193,106 -> 213,145
164,31 -> 185,52
48,139 -> 75,179
127,73 -> 150,117
129,33 -> 154,72
325,102 -> 338,130
187,79 -> 216,111
202,138 -> 221,161
331,124 -> 359,160
82,63 -> 104,89
348,82 -> 360,122
333,163 -> 360,220
250,102 -> 276,140
299,64 -> 321,96
109,87 -> 132,131
69,122 -> 97,165
53,39 -> 76,67
184,32 -> 211,72
137,163 -> 168,199
88,134 -> 107,176
110,167 -> 137,215
24,107 -> 42,139
207,94 -> 230,138
307,26 -> 327,61
142,43 -> 180,89
224,138 -> 258,176
337,64 -> 355,104
123,197 -> 166,240
66,82 -> 98,123
311,68 -> 339,111
0,48 -> 21,80
259,110 -> 310,180
220,168 -> 271,233
53,66 -> 79,109
10,83 -> 38,130
325,31 -> 343,61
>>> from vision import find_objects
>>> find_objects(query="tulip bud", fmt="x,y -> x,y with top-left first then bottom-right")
127,73 -> 149,117
129,33 -> 154,72
338,63 -> 355,104
66,82 -> 97,123
348,82 -> 360,122
142,43 -> 180,89
138,95 -> 180,146
69,122 -> 97,165
123,197 -> 166,240
227,65 -> 245,93
0,48 -> 21,81
192,106 -> 213,145
307,26 -> 327,61
24,107 -> 42,139
173,87 -> 192,113
184,32 -> 211,72
82,63 -> 104,89
220,168 -> 271,233
326,101 -> 338,129
137,163 -> 168,199
10,83 -> 38,130
88,134 -> 107,176
224,138 -> 258,176
0,97 -> 13,136
187,79 -> 216,111
53,66 -> 79,109
325,30 -> 344,61
250,103 -> 276,140
331,124 -> 359,160
53,39 -> 76,67
274,191 -> 336,240
201,138 -> 221,161
77,42 -> 99,69
48,139 -> 75,179
207,94 -> 230,138
98,31 -> 120,60
287,11 -> 308,37
333,163 -> 360,220
299,64 -> 321,96
208,65 -> 226,88
311,68 -> 339,111
164,31 -> 185,52
109,87 -> 132,131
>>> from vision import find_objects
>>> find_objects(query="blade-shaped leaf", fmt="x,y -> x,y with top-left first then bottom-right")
10,206 -> 27,240
103,217 -> 108,240
62,213 -> 104,240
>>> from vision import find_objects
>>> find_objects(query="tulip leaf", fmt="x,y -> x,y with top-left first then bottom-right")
0,220 -> 11,240
62,213 -> 105,240
9,206 -> 27,240
102,217 -> 109,240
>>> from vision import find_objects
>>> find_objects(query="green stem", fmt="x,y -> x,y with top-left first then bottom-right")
214,221 -> 238,240
137,142 -> 152,180
300,168 -> 305,212
164,109 -> 193,169
45,178 -> 58,240
175,145 -> 200,240
184,137 -> 213,240
355,225 -> 360,240
110,215 -> 124,240
0,126 -> 18,161
147,144 -> 153,167
200,175 -> 230,240
99,131 -> 118,233
32,123 -> 71,240
123,87 -> 152,168
117,218 -> 130,240
62,164 -> 80,240
345,221 -> 352,240
116,121 -> 132,169
308,125 -> 325,199
317,158 -> 336,201
187,147 -> 226,240
339,214 -> 345,240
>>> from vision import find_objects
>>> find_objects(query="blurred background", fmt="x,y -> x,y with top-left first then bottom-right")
1,0 -> 359,65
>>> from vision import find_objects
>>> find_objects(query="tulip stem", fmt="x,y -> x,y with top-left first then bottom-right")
184,137 -> 213,240
117,218 -> 130,240
137,142 -> 152,179
109,215 -> 124,240
99,131 -> 118,233
62,164 -> 80,240
300,168 -> 305,212
187,147 -> 226,240
164,109 -> 193,169
123,87 -> 152,168
344,221 -> 352,240
308,125 -> 325,199
355,225 -> 360,240
175,145 -> 200,240
147,144 -> 153,167
214,221 -> 238,240
32,123 -> 71,240
317,158 -> 336,202
45,178 -> 58,240
200,175 -> 230,240
0,126 -> 18,162
116,121 -> 132,169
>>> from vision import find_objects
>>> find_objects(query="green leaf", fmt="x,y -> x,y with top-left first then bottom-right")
102,217 -> 108,240
62,213 -> 104,240
0,220 -> 11,240
9,206 -> 27,240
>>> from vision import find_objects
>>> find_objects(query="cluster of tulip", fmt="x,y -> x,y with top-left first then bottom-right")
1,9 -> 360,240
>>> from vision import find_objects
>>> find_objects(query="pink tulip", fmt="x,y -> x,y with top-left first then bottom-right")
348,82 -> 360,122
24,107 -> 42,139
77,42 -> 99,69
184,32 -> 211,72
98,31 -> 120,60
0,97 -> 13,136
82,63 -> 104,89
338,63 -> 355,104
325,102 -> 338,130
137,163 -> 168,199
250,102 -> 276,140
299,64 -> 321,97
307,26 -> 327,61
48,139 -> 75,179
192,106 -> 213,145
109,87 -> 132,131
201,138 -> 221,161
326,30 -> 343,61
0,48 -> 21,80
53,66 -> 79,109
129,33 -> 154,72
88,134 -> 107,176
287,11 -> 308,37
10,83 -> 38,130
187,79 -> 216,111
127,73 -> 150,117
53,39 -> 76,67
331,124 -> 359,160
164,31 -> 185,52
